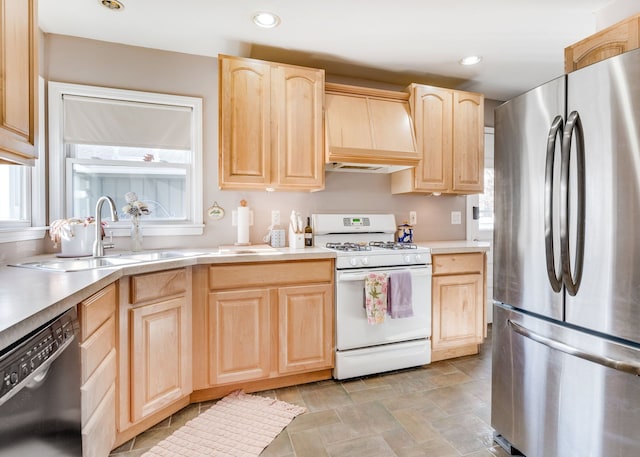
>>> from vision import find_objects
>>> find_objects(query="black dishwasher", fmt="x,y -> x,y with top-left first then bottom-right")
0,307 -> 82,456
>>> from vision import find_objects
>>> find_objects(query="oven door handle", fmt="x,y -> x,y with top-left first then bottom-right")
339,269 -> 431,282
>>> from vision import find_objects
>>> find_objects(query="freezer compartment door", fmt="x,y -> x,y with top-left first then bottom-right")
494,76 -> 565,320
492,303 -> 640,457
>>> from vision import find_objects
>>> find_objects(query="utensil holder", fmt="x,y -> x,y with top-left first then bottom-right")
289,226 -> 305,249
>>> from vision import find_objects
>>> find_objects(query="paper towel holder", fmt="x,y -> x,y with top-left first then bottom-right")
234,199 -> 252,246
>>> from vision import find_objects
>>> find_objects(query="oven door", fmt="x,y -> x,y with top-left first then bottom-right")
335,265 -> 432,351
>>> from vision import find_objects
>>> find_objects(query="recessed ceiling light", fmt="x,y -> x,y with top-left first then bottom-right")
101,0 -> 124,10
252,11 -> 281,28
459,55 -> 482,66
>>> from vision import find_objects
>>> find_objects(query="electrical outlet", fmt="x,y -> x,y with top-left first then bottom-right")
409,211 -> 417,226
451,211 -> 462,225
271,210 -> 280,226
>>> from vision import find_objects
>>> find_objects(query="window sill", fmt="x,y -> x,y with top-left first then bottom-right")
0,227 -> 47,244
104,224 -> 205,237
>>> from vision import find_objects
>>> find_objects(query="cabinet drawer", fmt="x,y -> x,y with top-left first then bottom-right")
79,283 -> 116,341
432,253 -> 484,275
209,259 -> 333,290
82,383 -> 116,457
81,348 -> 116,426
130,268 -> 187,304
80,315 -> 115,382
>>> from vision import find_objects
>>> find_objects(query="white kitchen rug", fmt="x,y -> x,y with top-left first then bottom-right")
142,390 -> 306,457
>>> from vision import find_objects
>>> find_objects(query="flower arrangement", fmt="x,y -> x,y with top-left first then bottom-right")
122,192 -> 150,218
122,192 -> 150,251
49,217 -> 105,247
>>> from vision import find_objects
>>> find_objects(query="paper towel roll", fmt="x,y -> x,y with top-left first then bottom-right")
236,205 -> 250,245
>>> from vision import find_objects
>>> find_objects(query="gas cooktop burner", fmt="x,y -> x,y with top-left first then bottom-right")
325,241 -> 420,252
326,242 -> 372,252
369,241 -> 418,250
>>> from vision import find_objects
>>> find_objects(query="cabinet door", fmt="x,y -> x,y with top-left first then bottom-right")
565,14 -> 640,73
219,56 -> 271,189
272,65 -> 324,190
432,273 -> 484,352
452,91 -> 484,193
278,284 -> 333,374
411,85 -> 452,192
130,296 -> 191,422
208,289 -> 271,384
0,0 -> 37,165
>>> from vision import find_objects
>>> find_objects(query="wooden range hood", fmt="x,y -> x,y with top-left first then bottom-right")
324,83 -> 420,172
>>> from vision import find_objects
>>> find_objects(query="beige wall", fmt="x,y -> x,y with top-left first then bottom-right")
1,34 -> 469,261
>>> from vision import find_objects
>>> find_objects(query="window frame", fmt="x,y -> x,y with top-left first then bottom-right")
0,77 -> 47,244
48,82 -> 204,237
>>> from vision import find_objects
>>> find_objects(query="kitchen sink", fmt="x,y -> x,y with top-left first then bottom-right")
12,256 -> 142,272
11,250 -> 205,272
114,251 -> 204,261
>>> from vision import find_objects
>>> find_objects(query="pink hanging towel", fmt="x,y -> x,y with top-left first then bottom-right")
387,270 -> 414,318
364,272 -> 388,324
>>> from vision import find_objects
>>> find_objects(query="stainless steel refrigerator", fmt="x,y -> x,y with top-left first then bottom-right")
493,47 -> 640,457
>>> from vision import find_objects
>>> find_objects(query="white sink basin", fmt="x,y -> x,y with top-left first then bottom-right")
13,256 -> 141,272
11,250 -> 205,272
114,251 -> 204,262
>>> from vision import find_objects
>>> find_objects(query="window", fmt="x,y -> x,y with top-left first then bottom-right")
0,77 -> 46,243
49,82 -> 203,237
0,166 -> 30,225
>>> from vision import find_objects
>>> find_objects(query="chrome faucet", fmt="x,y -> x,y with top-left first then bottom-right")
93,196 -> 119,257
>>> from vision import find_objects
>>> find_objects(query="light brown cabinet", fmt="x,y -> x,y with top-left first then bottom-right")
192,259 -> 334,400
218,54 -> 324,191
324,83 -> 419,167
277,284 -> 333,374
78,283 -> 117,457
431,252 -> 486,361
565,14 -> 640,73
0,0 -> 38,165
208,288 -> 271,385
116,268 -> 192,442
391,84 -> 484,195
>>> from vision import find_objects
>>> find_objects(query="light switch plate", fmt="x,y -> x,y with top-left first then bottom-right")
409,211 -> 417,226
451,211 -> 462,225
271,210 -> 280,226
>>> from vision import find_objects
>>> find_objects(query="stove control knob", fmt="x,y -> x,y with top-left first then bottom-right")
404,254 -> 414,263
415,254 -> 423,263
349,257 -> 358,267
361,257 -> 369,266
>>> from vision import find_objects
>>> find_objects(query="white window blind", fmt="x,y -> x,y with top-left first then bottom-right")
62,95 -> 192,150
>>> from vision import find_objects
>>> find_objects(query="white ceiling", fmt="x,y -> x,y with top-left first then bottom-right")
38,0 -> 622,101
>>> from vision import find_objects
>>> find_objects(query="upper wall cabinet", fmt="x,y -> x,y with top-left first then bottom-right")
324,83 -> 419,168
565,14 -> 640,73
0,0 -> 38,165
391,84 -> 484,195
218,55 -> 325,191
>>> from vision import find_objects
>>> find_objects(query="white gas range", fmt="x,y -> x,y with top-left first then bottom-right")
313,214 -> 432,379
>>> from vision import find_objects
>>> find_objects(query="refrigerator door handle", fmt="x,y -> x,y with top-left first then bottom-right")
509,320 -> 640,376
544,115 -> 564,293
560,110 -> 586,296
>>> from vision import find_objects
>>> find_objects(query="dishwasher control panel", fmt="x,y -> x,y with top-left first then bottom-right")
0,310 -> 77,401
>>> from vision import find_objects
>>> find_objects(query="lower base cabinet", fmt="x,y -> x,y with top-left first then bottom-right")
431,252 -> 486,361
193,259 -> 334,398
78,283 -> 117,457
116,268 -> 192,443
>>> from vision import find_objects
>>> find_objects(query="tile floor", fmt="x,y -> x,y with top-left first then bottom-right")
111,327 -> 510,457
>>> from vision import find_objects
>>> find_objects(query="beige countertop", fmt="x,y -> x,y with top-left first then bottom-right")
418,240 -> 491,254
0,246 -> 334,350
0,241 -> 487,350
